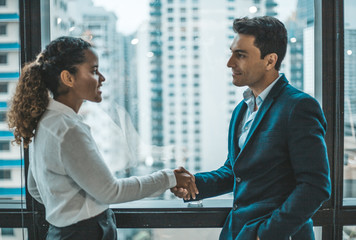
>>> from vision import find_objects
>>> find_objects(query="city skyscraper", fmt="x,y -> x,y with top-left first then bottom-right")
146,0 -> 278,173
0,1 -> 26,238
0,0 -> 23,200
284,0 -> 314,91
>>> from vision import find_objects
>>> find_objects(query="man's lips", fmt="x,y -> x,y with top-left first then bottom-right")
232,71 -> 242,76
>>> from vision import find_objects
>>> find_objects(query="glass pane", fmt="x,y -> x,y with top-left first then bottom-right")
118,227 -> 322,240
344,226 -> 356,240
118,228 -> 221,240
45,0 -> 314,204
0,0 -> 25,203
0,228 -> 28,240
344,0 -> 356,204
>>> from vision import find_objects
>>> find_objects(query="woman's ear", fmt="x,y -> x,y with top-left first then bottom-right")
60,70 -> 74,87
265,53 -> 278,71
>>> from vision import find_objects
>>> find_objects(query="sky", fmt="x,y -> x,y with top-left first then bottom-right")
92,0 -> 149,34
92,0 -> 297,35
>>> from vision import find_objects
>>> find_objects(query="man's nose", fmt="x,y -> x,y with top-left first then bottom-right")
227,56 -> 234,68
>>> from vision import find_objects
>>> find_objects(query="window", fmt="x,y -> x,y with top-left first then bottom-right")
0,170 -> 11,180
0,0 -> 5,7
0,1 -> 351,239
0,83 -> 7,93
1,228 -> 14,236
0,111 -> 6,122
344,0 -> 356,204
0,24 -> 6,35
0,140 -> 10,151
0,53 -> 7,64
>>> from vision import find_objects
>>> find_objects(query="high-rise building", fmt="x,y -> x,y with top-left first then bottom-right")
62,0 -> 128,173
146,0 -> 278,173
284,0 -> 314,91
344,29 -> 356,158
0,1 -> 24,237
0,0 -> 23,201
344,5 -> 356,198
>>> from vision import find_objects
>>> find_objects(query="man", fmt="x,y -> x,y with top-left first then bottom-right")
172,16 -> 331,240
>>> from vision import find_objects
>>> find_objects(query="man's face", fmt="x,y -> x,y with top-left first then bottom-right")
227,34 -> 269,90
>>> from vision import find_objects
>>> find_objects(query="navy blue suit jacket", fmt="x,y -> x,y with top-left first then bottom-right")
192,75 -> 331,240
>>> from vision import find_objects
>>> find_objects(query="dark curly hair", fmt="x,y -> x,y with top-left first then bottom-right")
233,16 -> 287,71
7,36 -> 91,148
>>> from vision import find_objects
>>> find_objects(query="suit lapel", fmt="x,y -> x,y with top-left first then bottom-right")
235,75 -> 289,162
230,102 -> 247,159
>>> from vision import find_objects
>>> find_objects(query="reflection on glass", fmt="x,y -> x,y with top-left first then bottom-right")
118,227 -> 322,240
118,228 -> 221,240
344,0 -> 356,203
0,228 -> 28,240
0,0 -> 25,202
48,0 -> 314,201
344,226 -> 356,240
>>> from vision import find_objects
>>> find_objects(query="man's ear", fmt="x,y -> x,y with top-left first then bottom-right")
265,53 -> 278,71
60,70 -> 75,87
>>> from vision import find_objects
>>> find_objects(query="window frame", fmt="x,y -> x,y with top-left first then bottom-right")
0,0 -> 353,239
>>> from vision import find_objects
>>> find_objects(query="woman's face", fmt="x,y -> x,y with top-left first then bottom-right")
71,48 -> 105,103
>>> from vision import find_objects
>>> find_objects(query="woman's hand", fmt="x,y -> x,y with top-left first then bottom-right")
172,167 -> 199,200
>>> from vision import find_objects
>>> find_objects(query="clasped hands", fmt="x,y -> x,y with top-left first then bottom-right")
172,167 -> 199,200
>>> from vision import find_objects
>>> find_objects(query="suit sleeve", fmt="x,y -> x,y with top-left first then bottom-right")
186,104 -> 242,201
257,96 -> 331,239
190,158 -> 235,201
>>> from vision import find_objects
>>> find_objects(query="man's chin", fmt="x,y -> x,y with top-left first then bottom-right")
232,79 -> 244,87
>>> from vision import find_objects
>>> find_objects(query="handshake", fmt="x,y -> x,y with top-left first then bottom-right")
171,167 -> 199,200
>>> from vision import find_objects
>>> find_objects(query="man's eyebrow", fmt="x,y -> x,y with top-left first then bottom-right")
231,49 -> 248,54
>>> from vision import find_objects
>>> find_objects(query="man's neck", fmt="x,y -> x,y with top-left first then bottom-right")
250,71 -> 280,97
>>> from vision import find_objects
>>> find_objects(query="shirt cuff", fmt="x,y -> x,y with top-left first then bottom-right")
161,169 -> 177,188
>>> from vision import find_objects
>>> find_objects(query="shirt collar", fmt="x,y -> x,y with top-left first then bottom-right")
47,98 -> 83,120
257,73 -> 282,102
243,73 -> 282,109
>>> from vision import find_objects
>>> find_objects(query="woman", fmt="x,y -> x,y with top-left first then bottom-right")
7,36 -> 198,239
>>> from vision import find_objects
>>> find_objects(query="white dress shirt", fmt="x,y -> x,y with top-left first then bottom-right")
238,74 -> 281,149
28,99 -> 176,227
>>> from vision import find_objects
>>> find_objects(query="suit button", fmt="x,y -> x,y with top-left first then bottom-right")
233,204 -> 238,210
236,177 -> 241,183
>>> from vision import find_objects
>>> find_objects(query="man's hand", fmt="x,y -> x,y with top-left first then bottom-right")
257,236 -> 260,240
172,167 -> 199,200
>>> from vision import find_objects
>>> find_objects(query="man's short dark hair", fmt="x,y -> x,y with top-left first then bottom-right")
233,16 -> 287,71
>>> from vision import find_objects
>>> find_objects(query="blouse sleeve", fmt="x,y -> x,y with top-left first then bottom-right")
60,125 -> 176,204
27,164 -> 43,204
